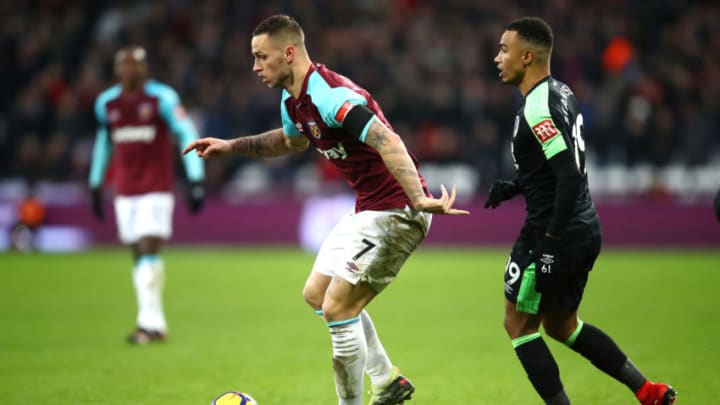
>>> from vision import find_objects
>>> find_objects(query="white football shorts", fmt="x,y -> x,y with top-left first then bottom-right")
114,192 -> 175,244
311,205 -> 432,292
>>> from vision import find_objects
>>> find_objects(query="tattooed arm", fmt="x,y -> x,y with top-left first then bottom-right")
364,118 -> 469,215
364,118 -> 427,204
183,128 -> 309,159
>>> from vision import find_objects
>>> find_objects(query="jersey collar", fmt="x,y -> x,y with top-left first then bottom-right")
525,75 -> 551,98
296,63 -> 320,100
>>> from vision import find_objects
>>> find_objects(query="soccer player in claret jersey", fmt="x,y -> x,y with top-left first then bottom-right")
485,17 -> 676,405
89,46 -> 205,345
184,14 -> 468,405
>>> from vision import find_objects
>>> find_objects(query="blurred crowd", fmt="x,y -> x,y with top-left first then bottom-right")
1,0 -> 719,196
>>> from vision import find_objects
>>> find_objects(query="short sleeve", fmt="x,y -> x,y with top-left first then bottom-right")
523,82 -> 568,160
306,71 -> 367,128
280,94 -> 301,137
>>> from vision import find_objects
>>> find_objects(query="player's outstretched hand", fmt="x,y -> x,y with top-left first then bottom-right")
183,137 -> 233,159
413,184 -> 470,215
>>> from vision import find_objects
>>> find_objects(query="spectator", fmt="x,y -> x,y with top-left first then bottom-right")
0,1 -> 717,197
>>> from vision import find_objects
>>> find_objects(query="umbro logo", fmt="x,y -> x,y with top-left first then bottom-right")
539,254 -> 555,265
345,261 -> 360,273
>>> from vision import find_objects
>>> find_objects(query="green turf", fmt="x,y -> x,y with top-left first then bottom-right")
0,247 -> 717,404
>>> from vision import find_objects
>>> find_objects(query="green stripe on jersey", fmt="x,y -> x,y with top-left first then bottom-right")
523,81 -> 567,159
542,134 -> 567,159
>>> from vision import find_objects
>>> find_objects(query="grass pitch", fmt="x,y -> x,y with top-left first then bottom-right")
0,247 -> 717,404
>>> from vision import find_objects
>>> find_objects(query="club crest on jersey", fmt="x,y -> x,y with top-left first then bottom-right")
308,120 -> 322,139
138,102 -> 154,121
532,119 -> 559,143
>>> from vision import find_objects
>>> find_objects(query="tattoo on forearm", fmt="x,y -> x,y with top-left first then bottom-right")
230,138 -> 242,153
409,191 -> 425,201
393,167 -> 417,177
368,123 -> 389,150
368,120 -> 426,203
231,129 -> 287,157
370,132 -> 388,150
390,166 -> 420,188
248,137 -> 263,155
387,158 -> 425,202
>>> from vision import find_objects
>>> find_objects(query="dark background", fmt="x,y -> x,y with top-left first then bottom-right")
1,0 -> 718,249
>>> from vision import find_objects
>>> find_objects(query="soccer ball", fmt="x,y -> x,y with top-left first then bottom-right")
211,391 -> 258,405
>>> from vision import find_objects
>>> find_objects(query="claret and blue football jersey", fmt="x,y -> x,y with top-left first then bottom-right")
281,63 -> 428,212
90,80 -> 204,196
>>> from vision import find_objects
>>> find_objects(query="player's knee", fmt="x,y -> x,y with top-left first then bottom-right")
504,310 -> 540,339
321,299 -> 360,323
320,298 -> 342,322
503,315 -> 513,336
544,326 -> 568,342
503,314 -> 525,338
543,319 -> 576,342
302,283 -> 324,309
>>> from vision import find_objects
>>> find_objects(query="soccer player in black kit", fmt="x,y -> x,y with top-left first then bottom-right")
485,17 -> 676,405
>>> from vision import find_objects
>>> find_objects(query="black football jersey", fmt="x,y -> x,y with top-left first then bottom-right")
510,77 -> 597,232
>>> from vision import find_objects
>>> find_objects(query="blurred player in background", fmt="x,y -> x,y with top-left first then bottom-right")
89,46 -> 205,345
486,17 -> 676,405
185,14 -> 468,405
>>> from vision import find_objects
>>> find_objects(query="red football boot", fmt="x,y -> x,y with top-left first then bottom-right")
636,380 -> 677,405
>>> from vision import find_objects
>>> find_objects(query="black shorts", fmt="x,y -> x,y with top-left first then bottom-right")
504,221 -> 602,313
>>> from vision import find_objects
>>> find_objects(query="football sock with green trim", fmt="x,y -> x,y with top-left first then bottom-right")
133,254 -> 166,332
328,317 -> 366,405
513,333 -> 569,404
566,322 -> 646,392
315,309 -> 393,388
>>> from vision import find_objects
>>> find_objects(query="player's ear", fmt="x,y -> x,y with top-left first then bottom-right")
285,45 -> 295,63
522,48 -> 534,67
